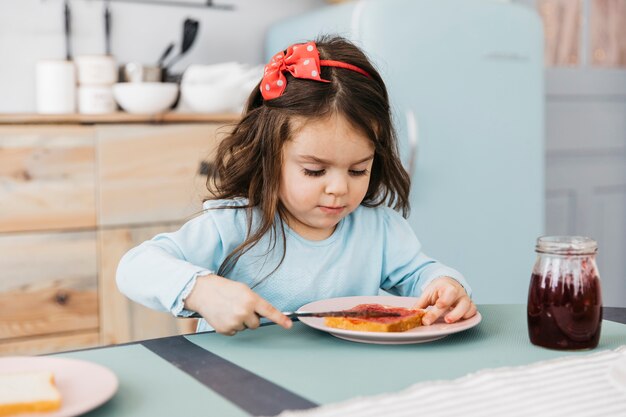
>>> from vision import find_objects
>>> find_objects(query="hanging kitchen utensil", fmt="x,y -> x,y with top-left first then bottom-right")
164,18 -> 200,70
64,0 -> 72,60
104,1 -> 112,55
157,42 -> 175,67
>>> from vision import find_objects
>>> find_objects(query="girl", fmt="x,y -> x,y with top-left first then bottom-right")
117,36 -> 476,336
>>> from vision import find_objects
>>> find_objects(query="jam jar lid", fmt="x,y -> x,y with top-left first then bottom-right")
535,235 -> 598,255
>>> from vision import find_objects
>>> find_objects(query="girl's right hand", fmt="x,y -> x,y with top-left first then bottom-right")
184,274 -> 293,335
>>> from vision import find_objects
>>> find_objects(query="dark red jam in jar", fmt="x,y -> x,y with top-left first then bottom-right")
527,236 -> 602,350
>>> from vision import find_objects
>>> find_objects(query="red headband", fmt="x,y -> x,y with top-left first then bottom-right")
260,41 -> 371,101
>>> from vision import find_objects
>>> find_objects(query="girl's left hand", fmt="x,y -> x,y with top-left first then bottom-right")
414,277 -> 477,325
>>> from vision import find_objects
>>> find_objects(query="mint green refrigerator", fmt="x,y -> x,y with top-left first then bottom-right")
266,0 -> 544,303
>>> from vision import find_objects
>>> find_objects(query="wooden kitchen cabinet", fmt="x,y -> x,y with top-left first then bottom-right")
0,114 -> 236,355
0,126 -> 97,232
0,231 -> 99,354
97,124 -> 221,226
99,224 -> 197,346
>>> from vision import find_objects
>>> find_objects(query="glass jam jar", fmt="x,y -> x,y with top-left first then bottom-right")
527,236 -> 603,350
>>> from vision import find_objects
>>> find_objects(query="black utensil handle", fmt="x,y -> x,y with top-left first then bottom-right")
163,53 -> 181,70
104,1 -> 112,55
157,43 -> 175,66
164,18 -> 200,69
64,0 -> 72,60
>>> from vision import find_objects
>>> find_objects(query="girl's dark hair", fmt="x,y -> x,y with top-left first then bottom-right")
206,35 -> 410,279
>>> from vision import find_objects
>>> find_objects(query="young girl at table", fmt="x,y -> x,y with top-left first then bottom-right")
117,36 -> 476,335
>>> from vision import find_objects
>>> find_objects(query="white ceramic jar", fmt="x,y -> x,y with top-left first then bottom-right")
36,60 -> 76,114
74,55 -> 117,85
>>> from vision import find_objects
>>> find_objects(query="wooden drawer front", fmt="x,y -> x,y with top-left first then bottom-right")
98,124 -> 226,226
99,225 -> 196,345
0,331 -> 100,356
0,126 -> 96,232
0,231 -> 99,340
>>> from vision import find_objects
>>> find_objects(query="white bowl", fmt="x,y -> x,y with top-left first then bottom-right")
180,82 -> 244,113
112,82 -> 178,114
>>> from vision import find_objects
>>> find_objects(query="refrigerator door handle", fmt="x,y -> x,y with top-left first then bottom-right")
405,108 -> 419,177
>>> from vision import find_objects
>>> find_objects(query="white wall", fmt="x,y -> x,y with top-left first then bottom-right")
0,0 -> 326,113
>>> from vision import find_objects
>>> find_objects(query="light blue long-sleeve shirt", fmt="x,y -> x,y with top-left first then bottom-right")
116,198 -> 470,332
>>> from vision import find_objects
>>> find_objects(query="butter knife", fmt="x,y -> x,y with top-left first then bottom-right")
283,310 -> 402,318
188,310 -> 402,319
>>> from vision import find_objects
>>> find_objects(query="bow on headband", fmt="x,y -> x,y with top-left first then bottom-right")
260,41 -> 370,101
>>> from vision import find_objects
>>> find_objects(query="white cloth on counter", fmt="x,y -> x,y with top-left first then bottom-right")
276,346 -> 626,417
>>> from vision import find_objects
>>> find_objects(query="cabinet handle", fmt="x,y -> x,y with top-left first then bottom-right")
198,160 -> 215,177
405,108 -> 419,177
55,290 -> 70,306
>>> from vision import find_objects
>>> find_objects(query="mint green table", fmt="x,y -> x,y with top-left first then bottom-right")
55,305 -> 626,416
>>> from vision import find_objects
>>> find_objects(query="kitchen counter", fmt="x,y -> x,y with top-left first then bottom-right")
0,112 -> 241,125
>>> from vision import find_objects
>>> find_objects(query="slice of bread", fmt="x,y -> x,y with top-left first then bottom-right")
324,303 -> 425,332
0,371 -> 62,416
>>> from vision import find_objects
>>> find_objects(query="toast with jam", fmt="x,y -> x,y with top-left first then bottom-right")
324,303 -> 425,332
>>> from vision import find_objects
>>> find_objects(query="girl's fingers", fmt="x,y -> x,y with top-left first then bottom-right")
463,302 -> 478,319
435,286 -> 458,309
421,288 -> 455,325
415,285 -> 447,309
420,282 -> 467,325
444,297 -> 471,323
414,291 -> 434,309
422,305 -> 447,326
244,314 -> 261,330
415,278 -> 461,310
256,300 -> 292,329
219,322 -> 244,335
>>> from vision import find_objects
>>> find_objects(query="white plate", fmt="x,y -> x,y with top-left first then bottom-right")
298,295 -> 482,345
0,356 -> 118,417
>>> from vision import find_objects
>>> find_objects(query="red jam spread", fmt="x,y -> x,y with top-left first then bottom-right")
346,303 -> 421,324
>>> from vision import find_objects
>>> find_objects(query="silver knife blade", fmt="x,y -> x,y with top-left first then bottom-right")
187,310 -> 403,319
285,310 -> 403,318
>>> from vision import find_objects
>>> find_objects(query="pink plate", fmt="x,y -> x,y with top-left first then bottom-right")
0,356 -> 118,417
298,295 -> 482,344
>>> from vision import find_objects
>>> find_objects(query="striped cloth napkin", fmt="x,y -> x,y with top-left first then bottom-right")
278,346 -> 626,417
